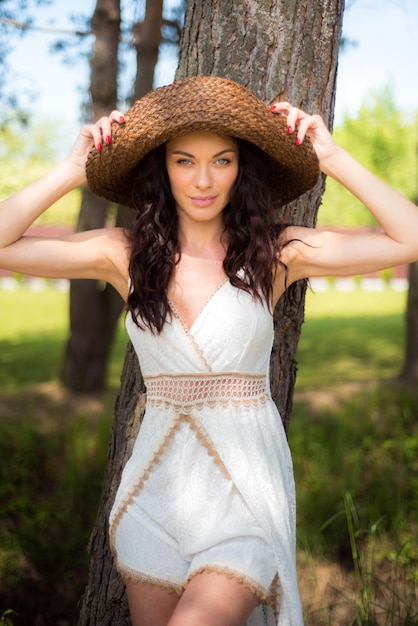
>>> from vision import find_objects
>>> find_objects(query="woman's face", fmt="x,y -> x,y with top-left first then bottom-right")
165,132 -> 239,227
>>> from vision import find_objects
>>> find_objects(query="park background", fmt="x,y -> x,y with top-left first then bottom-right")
0,1 -> 417,624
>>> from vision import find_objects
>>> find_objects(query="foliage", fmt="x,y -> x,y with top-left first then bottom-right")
0,114 -> 64,162
291,385 -> 418,553
0,610 -> 17,626
319,86 -> 417,227
0,117 -> 81,224
339,492 -> 418,625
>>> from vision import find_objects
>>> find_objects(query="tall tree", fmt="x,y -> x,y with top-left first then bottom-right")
77,1 -> 344,623
132,0 -> 163,100
61,0 -> 123,392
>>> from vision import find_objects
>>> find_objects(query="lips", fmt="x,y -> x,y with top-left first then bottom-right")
190,195 -> 218,207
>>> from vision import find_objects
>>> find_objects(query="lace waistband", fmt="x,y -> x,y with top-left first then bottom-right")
144,373 -> 268,411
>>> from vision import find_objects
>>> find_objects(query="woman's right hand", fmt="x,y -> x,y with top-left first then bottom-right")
67,110 -> 126,181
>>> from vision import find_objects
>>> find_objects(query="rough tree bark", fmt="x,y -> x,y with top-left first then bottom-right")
77,0 -> 345,622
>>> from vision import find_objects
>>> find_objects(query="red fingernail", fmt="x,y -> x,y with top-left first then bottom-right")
119,116 -> 125,123
295,138 -> 301,146
105,135 -> 111,144
97,143 -> 103,152
287,126 -> 293,134
269,104 -> 277,111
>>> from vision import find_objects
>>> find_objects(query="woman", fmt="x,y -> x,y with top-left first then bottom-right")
1,76 -> 417,626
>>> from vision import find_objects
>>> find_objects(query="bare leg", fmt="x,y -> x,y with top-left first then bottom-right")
167,571 -> 259,626
125,580 -> 180,626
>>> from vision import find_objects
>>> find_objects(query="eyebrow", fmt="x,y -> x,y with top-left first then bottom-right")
170,148 -> 237,158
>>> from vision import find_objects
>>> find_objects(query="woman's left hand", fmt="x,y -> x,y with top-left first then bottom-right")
270,102 -> 338,170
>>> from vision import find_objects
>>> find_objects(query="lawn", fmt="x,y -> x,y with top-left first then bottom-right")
296,287 -> 407,392
0,285 -> 127,391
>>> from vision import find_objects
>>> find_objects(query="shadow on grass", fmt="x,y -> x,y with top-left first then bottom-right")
0,383 -> 115,625
291,382 -> 418,553
297,313 -> 404,391
0,330 -> 128,392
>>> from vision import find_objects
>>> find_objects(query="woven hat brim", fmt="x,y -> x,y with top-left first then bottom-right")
86,76 -> 319,208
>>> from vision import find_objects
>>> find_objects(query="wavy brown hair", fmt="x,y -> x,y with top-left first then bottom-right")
126,138 -> 290,333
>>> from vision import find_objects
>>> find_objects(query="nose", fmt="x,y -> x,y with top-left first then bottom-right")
194,164 -> 212,190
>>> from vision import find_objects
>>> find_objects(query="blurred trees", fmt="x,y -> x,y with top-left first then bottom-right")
319,86 -> 416,227
0,0 -> 50,124
60,0 -> 124,392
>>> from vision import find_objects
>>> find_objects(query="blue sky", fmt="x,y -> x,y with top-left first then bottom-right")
6,0 -> 418,152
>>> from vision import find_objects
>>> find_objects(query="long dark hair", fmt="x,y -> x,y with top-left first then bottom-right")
126,138 -> 288,333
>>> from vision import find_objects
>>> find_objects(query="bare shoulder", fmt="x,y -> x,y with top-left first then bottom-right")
74,225 -> 128,245
67,226 -> 132,297
68,225 -> 129,245
99,227 -> 131,287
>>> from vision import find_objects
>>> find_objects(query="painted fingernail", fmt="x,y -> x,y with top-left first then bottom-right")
287,125 -> 293,134
105,135 -> 111,144
97,143 -> 103,152
295,137 -> 301,146
119,116 -> 125,123
269,104 -> 277,111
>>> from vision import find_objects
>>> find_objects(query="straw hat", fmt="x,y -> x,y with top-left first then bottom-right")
86,75 -> 319,208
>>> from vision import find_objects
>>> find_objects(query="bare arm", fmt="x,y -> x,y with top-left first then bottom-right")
271,103 -> 418,289
0,111 -> 131,299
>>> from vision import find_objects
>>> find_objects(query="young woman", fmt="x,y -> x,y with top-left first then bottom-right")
1,76 -> 417,626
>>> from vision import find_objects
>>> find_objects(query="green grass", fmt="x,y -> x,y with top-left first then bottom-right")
296,287 -> 407,391
0,286 -> 127,391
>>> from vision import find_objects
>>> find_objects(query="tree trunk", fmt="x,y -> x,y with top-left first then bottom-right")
400,261 -> 418,382
78,0 -> 344,621
61,0 -> 122,392
176,0 -> 344,431
132,0 -> 164,100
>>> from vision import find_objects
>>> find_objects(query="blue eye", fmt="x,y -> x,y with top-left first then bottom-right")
216,158 -> 231,165
177,158 -> 193,165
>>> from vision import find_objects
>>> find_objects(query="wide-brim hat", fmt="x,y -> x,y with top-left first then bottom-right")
86,75 -> 319,208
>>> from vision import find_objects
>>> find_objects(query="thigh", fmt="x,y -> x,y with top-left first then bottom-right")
126,579 -> 179,626
167,570 -> 259,626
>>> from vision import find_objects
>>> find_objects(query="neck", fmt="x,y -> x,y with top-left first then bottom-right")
178,219 -> 227,254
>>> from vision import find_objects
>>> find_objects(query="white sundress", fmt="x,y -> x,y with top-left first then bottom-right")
109,279 -> 304,626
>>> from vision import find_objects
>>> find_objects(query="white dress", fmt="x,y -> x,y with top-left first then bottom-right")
109,279 -> 304,626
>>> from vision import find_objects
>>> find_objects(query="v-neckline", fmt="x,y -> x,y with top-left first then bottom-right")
168,278 -> 229,333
